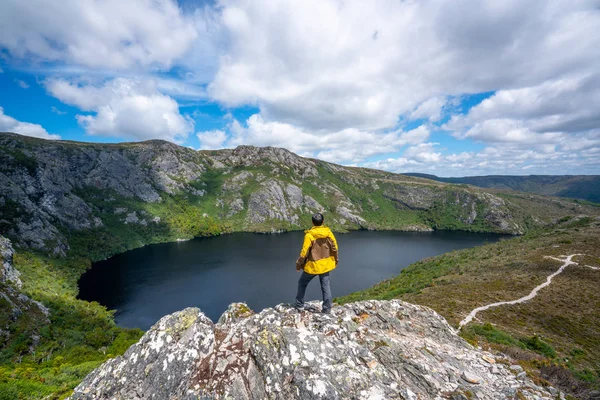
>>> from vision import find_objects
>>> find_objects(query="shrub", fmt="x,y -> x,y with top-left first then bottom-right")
521,335 -> 556,358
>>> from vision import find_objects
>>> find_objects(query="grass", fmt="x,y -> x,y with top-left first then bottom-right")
0,251 -> 144,399
337,219 -> 600,396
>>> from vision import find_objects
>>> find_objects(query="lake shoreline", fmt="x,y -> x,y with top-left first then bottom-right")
79,230 -> 506,330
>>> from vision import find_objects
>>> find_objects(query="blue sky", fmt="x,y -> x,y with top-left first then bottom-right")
1,0 -> 599,176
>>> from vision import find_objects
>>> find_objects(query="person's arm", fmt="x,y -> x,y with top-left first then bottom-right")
300,233 -> 312,258
296,233 -> 312,271
329,232 -> 339,265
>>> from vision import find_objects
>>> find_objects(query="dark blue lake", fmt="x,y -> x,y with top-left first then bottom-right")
78,230 -> 503,330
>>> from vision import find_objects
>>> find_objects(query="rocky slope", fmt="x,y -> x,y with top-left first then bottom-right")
0,235 -> 49,355
70,300 -> 559,400
1,131 -> 596,259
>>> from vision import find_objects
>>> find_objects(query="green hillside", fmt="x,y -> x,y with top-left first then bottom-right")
1,131 -> 599,398
338,216 -> 600,398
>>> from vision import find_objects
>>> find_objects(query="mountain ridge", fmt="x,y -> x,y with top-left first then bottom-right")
403,173 -> 600,203
2,130 -> 595,259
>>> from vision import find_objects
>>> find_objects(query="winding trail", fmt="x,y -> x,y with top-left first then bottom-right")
458,254 -> 584,330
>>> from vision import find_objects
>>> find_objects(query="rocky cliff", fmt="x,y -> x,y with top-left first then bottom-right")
70,300 -> 559,400
1,132 -> 594,259
0,235 -> 49,354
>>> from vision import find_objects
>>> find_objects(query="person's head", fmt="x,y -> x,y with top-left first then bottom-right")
312,213 -> 324,226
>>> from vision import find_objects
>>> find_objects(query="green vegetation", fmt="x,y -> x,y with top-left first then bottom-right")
0,147 -> 38,175
1,132 -> 599,398
463,323 -> 556,358
337,219 -> 600,396
69,186 -> 228,260
423,189 -> 494,232
0,189 -> 231,398
0,252 -> 143,399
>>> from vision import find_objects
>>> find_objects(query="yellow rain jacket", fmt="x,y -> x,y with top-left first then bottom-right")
296,225 -> 339,275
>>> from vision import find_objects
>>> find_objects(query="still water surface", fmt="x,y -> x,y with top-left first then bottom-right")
78,230 -> 503,329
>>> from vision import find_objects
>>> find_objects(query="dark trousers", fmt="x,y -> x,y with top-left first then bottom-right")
295,271 -> 332,313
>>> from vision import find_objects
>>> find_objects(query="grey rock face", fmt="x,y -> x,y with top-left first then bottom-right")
245,181 -> 327,227
0,235 -> 50,351
210,146 -> 319,179
246,180 -> 299,226
336,205 -> 366,226
227,198 -> 245,217
0,134 -> 211,253
384,184 -> 443,210
70,300 -> 556,400
0,235 -> 21,288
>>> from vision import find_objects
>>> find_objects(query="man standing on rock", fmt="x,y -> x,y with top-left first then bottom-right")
295,213 -> 338,314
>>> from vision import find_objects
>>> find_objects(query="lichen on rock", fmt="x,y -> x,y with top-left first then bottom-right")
70,300 -> 557,400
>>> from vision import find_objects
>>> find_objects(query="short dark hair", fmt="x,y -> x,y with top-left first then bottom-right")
312,213 -> 324,226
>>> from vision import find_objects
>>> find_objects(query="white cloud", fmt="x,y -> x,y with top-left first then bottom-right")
206,0 -> 600,134
403,143 -> 443,163
15,79 -> 29,89
442,75 -> 600,166
410,97 -> 447,122
365,134 -> 600,176
216,114 -> 429,163
0,0 -> 197,69
197,129 -> 227,150
0,107 -> 59,140
46,78 -> 193,142
446,75 -> 600,139
451,119 -> 565,145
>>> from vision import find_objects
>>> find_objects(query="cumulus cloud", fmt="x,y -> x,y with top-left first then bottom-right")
410,97 -> 447,122
447,75 -> 600,138
0,107 -> 59,140
207,0 -> 600,133
207,115 -> 429,163
46,78 -> 193,142
0,0 -> 197,69
189,0 -> 600,174
366,133 -> 600,176
403,143 -> 443,163
197,129 -> 228,150
438,74 -> 600,173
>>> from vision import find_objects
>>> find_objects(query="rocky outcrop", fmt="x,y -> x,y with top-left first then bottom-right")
0,235 -> 50,353
0,235 -> 20,288
211,145 -> 319,180
246,181 -> 324,226
70,300 -> 557,400
0,133 -> 210,253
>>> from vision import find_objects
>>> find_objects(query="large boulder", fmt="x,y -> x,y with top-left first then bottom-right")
70,300 -> 556,399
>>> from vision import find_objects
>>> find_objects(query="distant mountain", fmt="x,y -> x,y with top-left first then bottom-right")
403,173 -> 600,203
